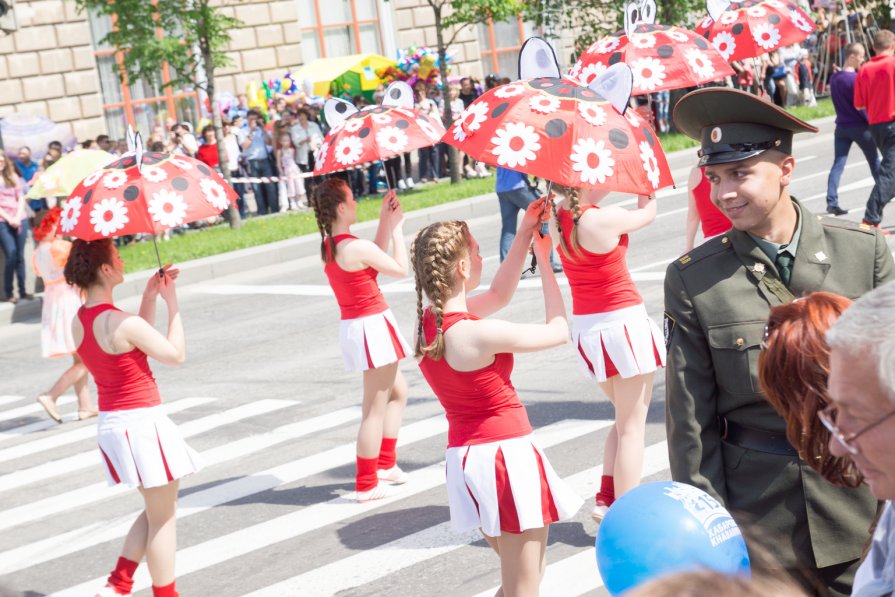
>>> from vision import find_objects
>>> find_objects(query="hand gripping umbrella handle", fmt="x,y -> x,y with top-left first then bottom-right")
526,181 -> 553,275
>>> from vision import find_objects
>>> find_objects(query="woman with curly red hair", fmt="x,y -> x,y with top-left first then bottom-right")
31,207 -> 97,422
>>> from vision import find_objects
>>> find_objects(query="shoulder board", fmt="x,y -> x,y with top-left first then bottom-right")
817,215 -> 877,235
673,234 -> 733,271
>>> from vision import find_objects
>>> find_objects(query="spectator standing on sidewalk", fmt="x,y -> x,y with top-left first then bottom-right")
826,42 -> 880,217
240,110 -> 279,215
855,30 -> 895,229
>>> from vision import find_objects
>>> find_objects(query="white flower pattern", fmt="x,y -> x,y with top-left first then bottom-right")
765,0 -> 786,8
631,56 -> 667,92
452,102 -> 490,142
142,165 -> 167,183
579,62 -> 608,85
342,118 -> 365,133
147,189 -> 187,228
314,142 -> 330,172
372,113 -> 393,125
199,178 -> 229,210
490,122 -> 541,169
639,141 -> 662,189
570,138 -> 615,185
685,48 -> 715,80
334,136 -> 364,166
666,30 -> 689,43
578,102 -> 607,126
630,33 -> 656,49
82,169 -> 104,188
790,9 -> 813,32
89,198 -> 129,237
625,109 -> 641,126
102,171 -> 127,189
595,37 -> 620,54
752,22 -> 781,50
494,83 -> 525,98
746,6 -> 767,17
376,126 -> 409,153
528,95 -> 560,114
712,31 -> 737,60
417,119 -> 442,142
60,196 -> 81,233
719,11 -> 739,25
699,16 -> 714,29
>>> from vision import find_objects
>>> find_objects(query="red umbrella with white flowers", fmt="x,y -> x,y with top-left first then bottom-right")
444,39 -> 673,195
694,0 -> 815,62
313,82 -> 446,178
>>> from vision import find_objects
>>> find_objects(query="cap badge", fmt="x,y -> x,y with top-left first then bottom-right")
710,127 -> 723,143
752,263 -> 765,274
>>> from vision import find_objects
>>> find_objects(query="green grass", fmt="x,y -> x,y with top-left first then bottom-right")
118,176 -> 496,273
119,99 -> 837,273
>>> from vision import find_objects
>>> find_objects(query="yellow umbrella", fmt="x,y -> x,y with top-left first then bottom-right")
297,53 -> 396,100
26,149 -> 116,199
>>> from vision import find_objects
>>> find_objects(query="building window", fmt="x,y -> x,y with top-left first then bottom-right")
479,15 -> 533,78
87,11 -> 200,141
300,0 -> 382,62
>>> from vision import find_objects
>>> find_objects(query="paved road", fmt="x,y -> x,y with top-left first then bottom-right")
0,119 -> 889,596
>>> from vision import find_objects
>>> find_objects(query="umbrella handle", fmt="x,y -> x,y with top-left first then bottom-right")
151,234 -> 164,278
527,180 -> 553,275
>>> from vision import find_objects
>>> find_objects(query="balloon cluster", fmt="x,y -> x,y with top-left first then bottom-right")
378,46 -> 454,88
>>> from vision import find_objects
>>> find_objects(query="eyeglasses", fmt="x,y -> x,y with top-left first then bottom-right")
817,404 -> 895,455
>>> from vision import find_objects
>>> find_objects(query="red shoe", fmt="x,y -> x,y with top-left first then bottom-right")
862,220 -> 891,236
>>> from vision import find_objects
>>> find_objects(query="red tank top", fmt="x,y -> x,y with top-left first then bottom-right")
557,205 -> 643,315
76,304 -> 161,412
693,168 -> 731,238
418,310 -> 532,448
324,234 -> 389,320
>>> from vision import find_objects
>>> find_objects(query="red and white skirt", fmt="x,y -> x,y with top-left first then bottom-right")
97,405 -> 203,489
445,435 -> 583,538
339,308 -> 411,372
572,303 -> 665,382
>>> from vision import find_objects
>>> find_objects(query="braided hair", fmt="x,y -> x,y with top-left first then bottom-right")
63,238 -> 114,290
410,220 -> 470,360
310,178 -> 348,262
551,183 -> 583,258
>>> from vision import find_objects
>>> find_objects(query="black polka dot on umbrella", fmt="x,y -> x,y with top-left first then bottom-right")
395,119 -> 410,129
144,152 -> 164,165
609,128 -> 630,149
769,14 -> 781,24
608,52 -> 623,65
370,106 -> 388,114
579,88 -> 599,101
693,37 -> 708,50
83,188 -> 93,205
657,45 -> 674,59
358,127 -> 371,138
389,87 -> 402,100
120,157 -> 136,169
546,119 -> 567,138
703,30 -> 711,39
642,126 -> 655,146
197,163 -> 211,176
492,102 -> 510,118
732,23 -> 745,35
172,177 -> 189,191
529,78 -> 556,90
123,185 -> 140,201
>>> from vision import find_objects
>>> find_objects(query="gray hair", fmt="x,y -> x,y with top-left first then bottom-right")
827,282 -> 895,402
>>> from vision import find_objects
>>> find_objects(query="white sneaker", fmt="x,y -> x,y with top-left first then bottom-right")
377,465 -> 408,485
475,163 -> 491,177
404,177 -> 415,188
591,502 -> 610,522
95,585 -> 130,597
397,179 -> 407,190
356,483 -> 400,502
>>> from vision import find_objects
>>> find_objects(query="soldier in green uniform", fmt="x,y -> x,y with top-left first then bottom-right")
665,87 -> 895,595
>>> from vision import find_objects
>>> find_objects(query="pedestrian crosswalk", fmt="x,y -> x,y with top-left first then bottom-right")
0,391 -> 672,596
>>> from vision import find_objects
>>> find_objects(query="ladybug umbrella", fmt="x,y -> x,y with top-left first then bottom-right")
443,37 -> 674,196
313,81 -> 447,186
694,0 -> 816,62
570,0 -> 735,95
60,132 -> 237,273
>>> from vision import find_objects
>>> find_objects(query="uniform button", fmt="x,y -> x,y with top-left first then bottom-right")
721,237 -> 729,244
735,338 -> 745,347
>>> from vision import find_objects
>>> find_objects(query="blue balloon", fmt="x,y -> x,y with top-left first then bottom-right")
596,481 -> 751,596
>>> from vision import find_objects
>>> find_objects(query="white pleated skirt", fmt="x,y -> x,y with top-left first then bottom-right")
97,405 -> 203,489
572,303 -> 666,382
339,308 -> 411,372
445,435 -> 583,538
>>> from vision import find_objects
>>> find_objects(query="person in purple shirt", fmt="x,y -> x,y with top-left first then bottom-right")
826,42 -> 881,216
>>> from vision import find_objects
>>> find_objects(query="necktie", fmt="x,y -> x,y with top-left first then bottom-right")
775,251 -> 794,286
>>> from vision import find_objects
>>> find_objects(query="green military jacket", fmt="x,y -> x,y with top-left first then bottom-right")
664,198 -> 895,571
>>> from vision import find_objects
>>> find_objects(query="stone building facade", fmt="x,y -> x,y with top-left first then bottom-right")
0,0 -> 574,144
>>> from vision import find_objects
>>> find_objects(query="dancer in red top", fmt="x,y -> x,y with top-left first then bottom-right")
412,200 -> 582,596
685,166 -> 731,252
64,239 -> 200,597
311,178 -> 411,502
551,184 -> 665,521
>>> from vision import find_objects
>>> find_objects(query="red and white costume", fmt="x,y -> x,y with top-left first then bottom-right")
76,304 -> 202,488
557,205 -> 665,382
418,310 -> 582,538
32,239 -> 82,358
324,234 -> 411,371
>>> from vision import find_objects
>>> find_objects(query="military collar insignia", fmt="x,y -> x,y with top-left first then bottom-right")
814,251 -> 827,262
752,262 -> 765,274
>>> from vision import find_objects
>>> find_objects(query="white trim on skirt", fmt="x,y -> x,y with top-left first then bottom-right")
445,435 -> 583,538
97,405 -> 203,489
339,308 -> 411,372
572,303 -> 666,382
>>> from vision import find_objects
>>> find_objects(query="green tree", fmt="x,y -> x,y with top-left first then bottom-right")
72,0 -> 243,227
429,0 -> 522,183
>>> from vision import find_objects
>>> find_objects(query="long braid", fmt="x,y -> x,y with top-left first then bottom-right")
310,179 -> 348,262
568,187 -> 583,256
411,233 -> 427,356
411,220 -> 470,360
